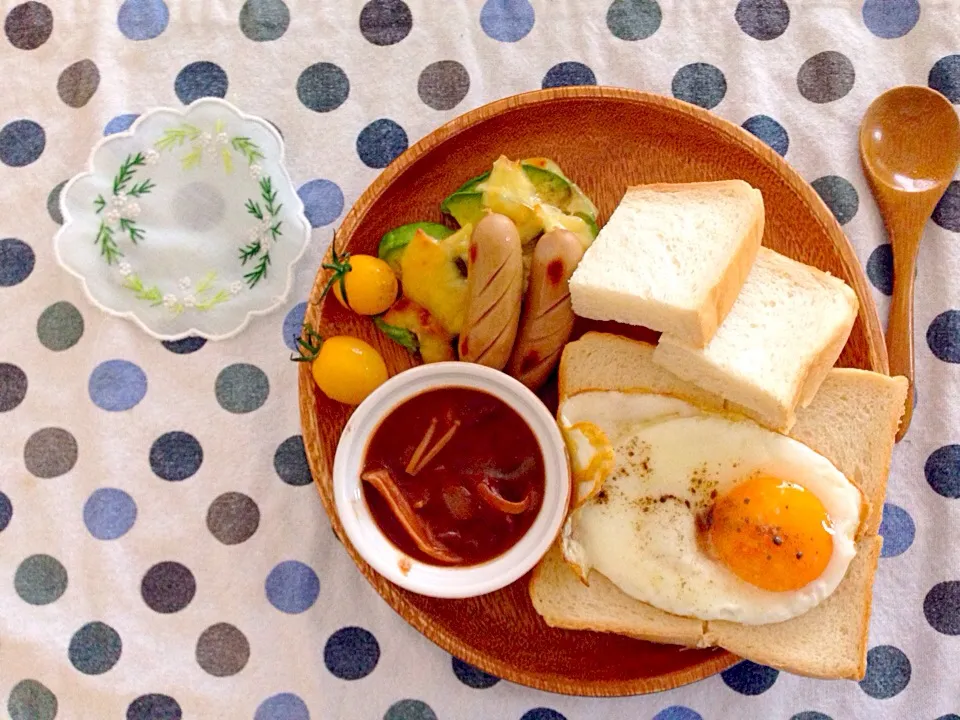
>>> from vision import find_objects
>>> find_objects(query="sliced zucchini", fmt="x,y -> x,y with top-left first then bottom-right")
440,191 -> 486,229
378,222 -> 454,274
451,170 -> 490,194
521,164 -> 573,209
574,211 -> 600,239
536,204 -> 595,250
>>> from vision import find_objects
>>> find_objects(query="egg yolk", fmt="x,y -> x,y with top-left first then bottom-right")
704,475 -> 834,592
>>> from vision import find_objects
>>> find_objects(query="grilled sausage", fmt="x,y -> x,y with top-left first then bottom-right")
458,213 -> 523,369
507,229 -> 584,389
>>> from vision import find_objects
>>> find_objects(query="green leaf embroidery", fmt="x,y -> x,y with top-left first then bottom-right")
112,152 -> 146,194
230,136 -> 265,165
155,124 -> 201,151
94,195 -> 106,214
181,146 -> 203,170
127,179 -> 155,197
95,222 -> 122,264
118,218 -> 145,244
243,253 -> 271,288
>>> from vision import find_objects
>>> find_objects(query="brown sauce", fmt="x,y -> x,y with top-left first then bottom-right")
362,386 -> 545,566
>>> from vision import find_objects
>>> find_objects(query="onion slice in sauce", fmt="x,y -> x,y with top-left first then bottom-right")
410,420 -> 461,476
405,417 -> 437,475
477,480 -> 532,515
361,469 -> 462,564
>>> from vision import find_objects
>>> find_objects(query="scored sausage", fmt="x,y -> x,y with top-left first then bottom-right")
458,213 -> 523,370
506,229 -> 584,390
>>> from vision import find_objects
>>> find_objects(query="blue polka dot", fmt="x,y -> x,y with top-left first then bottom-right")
926,444 -> 960,498
721,660 -> 779,695
862,0 -> 919,39
150,431 -> 203,482
104,113 -> 140,136
542,61 -> 596,89
791,713 -> 832,720
0,237 -> 35,286
672,63 -> 727,110
117,0 -> 169,40
928,310 -> 960,363
174,61 -> 228,105
324,626 -> 380,680
451,657 -> 499,688
480,0 -> 534,42
88,359 -> 147,411
936,716 -> 960,720
161,336 -> 206,354
356,119 -> 408,169
254,693 -> 309,720
282,302 -> 307,352
811,175 -> 859,225
0,490 -> 11,532
859,645 -> 911,698
265,560 -> 320,614
84,488 -> 137,540
866,243 -> 892,295
297,179 -> 343,227
654,708 -> 703,720
69,621 -> 123,675
930,55 -> 960,103
520,710 -> 566,720
0,119 -> 45,167
742,114 -> 789,156
879,503 -> 915,557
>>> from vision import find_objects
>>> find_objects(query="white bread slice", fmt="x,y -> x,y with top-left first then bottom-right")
531,332 -> 907,680
653,247 -> 859,432
568,181 -> 764,347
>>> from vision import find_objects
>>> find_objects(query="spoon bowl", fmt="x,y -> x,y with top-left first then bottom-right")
859,86 -> 960,439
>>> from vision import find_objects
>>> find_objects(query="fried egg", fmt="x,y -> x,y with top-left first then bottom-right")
559,393 -> 863,625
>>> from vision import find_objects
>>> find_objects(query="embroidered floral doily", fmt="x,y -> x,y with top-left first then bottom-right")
55,98 -> 310,340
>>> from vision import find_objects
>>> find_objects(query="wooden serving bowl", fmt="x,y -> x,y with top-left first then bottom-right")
298,87 -> 887,696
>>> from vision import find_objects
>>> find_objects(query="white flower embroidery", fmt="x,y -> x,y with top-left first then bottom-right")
104,209 -> 121,225
216,132 -> 229,145
182,294 -> 196,308
199,131 -> 213,146
249,163 -> 262,179
124,201 -> 141,220
117,261 -> 132,277
260,235 -> 272,252
144,149 -> 159,165
229,281 -> 244,295
178,276 -> 192,290
163,293 -> 178,309
247,226 -> 262,243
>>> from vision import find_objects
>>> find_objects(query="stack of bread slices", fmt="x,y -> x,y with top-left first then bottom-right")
531,180 -> 907,680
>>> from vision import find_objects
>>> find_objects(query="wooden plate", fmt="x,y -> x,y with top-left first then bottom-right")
298,87 -> 887,696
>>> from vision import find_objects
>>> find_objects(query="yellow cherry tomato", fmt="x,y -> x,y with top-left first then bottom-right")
312,335 -> 388,405
324,246 -> 398,316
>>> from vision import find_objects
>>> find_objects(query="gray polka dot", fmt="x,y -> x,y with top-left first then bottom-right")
0,363 -> 27,411
57,59 -> 99,108
735,0 -> 789,41
47,179 -> 66,224
69,621 -> 122,675
418,60 -> 469,111
141,561 -> 196,613
297,62 -> 349,113
274,435 -> 312,486
196,623 -> 250,677
173,181 -> 225,232
812,175 -> 859,225
239,0 -> 289,41
933,180 -> 960,231
385,699 -> 437,720
606,0 -> 661,41
24,427 -> 77,478
359,0 -> 412,46
5,2 -> 53,50
207,492 -> 260,544
215,363 -> 269,413
8,679 -> 58,720
798,51 -> 855,103
15,554 -> 67,604
37,301 -> 84,351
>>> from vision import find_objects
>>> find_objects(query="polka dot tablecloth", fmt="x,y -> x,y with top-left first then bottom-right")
1,1 -> 959,718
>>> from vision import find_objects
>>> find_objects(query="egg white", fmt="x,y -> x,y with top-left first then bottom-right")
561,408 -> 863,625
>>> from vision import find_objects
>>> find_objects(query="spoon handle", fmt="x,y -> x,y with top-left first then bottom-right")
886,227 -> 921,441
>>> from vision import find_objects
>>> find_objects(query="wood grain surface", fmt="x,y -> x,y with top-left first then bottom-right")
298,87 -> 888,696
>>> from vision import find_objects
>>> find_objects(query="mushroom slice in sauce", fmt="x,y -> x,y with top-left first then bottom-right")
361,469 -> 462,564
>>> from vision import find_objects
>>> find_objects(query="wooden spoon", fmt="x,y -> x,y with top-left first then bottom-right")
859,86 -> 960,440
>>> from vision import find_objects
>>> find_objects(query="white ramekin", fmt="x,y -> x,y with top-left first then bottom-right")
333,362 -> 570,599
